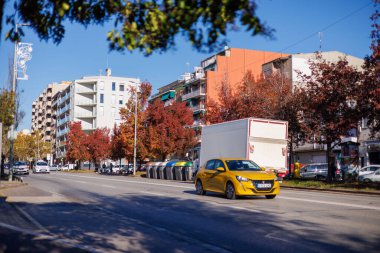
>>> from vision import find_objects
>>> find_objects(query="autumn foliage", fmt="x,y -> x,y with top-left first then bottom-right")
87,128 -> 111,168
145,99 -> 196,160
206,71 -> 292,124
66,122 -> 89,164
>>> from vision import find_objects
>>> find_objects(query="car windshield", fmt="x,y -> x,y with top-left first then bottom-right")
37,162 -> 47,166
225,160 -> 261,171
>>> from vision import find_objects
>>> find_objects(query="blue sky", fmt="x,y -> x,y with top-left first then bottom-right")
0,0 -> 376,131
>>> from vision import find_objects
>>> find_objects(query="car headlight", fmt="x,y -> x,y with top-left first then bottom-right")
236,176 -> 249,182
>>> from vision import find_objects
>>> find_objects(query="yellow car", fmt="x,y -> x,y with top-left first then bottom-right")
195,158 -> 280,199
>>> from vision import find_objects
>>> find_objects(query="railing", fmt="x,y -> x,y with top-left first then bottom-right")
76,100 -> 96,105
190,104 -> 205,112
181,88 -> 206,101
57,105 -> 70,115
57,116 -> 70,126
57,127 -> 69,137
76,87 -> 96,93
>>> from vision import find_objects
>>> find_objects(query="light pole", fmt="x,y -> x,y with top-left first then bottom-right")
9,23 -> 32,181
132,80 -> 140,176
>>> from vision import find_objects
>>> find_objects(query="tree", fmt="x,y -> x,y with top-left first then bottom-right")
0,89 -> 15,140
145,99 -> 196,160
205,76 -> 240,124
13,132 -> 32,161
360,0 -> 380,138
295,54 -> 364,181
4,1 -> 272,55
66,122 -> 89,167
119,81 -> 152,162
30,130 -> 51,160
205,71 -> 293,123
110,124 -> 125,168
87,128 -> 110,170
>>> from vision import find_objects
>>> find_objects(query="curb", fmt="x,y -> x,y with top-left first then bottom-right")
281,185 -> 380,196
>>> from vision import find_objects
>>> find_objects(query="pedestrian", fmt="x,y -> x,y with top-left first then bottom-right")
110,163 -> 113,174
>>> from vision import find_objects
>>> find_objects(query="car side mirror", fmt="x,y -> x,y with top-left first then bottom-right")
261,167 -> 266,171
216,167 -> 225,172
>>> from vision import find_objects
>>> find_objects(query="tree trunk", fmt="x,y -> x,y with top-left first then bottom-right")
288,135 -> 293,178
326,141 -> 333,182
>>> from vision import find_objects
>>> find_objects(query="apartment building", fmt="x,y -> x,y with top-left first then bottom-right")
150,48 -> 288,159
262,51 -> 380,168
52,69 -> 140,163
31,82 -> 70,143
151,48 -> 287,125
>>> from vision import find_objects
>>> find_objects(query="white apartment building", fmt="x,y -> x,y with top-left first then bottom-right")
31,82 -> 70,143
54,69 -> 140,162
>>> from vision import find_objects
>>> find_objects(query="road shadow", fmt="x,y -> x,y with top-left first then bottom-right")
6,187 -> 379,253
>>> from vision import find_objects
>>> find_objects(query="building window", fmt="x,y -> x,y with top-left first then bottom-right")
119,84 -> 124,91
100,94 -> 104,103
119,95 -> 123,105
112,82 -> 116,91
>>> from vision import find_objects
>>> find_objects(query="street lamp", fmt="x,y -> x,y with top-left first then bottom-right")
130,80 -> 141,176
9,23 -> 32,181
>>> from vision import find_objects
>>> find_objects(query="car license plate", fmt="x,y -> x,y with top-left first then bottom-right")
256,183 -> 271,188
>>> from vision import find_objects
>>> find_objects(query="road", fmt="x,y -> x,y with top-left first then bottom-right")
4,172 -> 380,253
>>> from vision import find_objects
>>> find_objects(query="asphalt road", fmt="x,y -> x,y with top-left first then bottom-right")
5,172 -> 380,253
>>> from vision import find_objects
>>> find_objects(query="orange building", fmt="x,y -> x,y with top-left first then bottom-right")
202,48 -> 289,103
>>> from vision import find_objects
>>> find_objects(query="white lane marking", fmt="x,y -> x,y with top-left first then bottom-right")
101,184 -> 116,189
12,205 -> 49,234
140,191 -> 165,196
209,202 -> 262,213
0,221 -> 103,253
278,196 -> 380,211
53,173 -> 194,189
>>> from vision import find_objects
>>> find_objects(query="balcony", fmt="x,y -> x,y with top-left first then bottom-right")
190,104 -> 205,112
76,87 -> 96,94
57,105 -> 70,115
182,88 -> 206,101
57,127 -> 69,137
76,100 -> 96,106
57,116 -> 70,126
75,112 -> 96,118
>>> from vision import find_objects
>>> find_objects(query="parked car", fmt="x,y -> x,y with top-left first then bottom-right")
13,161 -> 29,175
49,164 -> 60,171
195,158 -> 279,199
300,163 -> 328,180
358,169 -> 380,182
300,163 -> 343,180
33,161 -> 50,173
352,165 -> 380,179
61,164 -> 74,171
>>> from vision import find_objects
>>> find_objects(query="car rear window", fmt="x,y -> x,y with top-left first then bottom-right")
37,162 -> 48,166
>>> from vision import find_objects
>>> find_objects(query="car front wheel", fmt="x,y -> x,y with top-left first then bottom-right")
225,182 -> 236,200
196,180 -> 206,195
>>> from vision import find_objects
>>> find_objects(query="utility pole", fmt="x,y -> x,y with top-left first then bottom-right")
133,81 -> 138,176
9,23 -> 32,181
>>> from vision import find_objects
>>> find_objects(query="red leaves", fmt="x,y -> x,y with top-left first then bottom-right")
145,99 -> 196,160
205,71 -> 292,123
66,122 -> 90,163
87,128 -> 110,164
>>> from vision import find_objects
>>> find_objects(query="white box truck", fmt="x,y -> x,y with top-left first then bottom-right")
200,117 -> 288,178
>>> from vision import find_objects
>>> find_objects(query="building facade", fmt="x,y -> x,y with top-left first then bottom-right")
31,82 -> 70,143
52,69 -> 140,163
